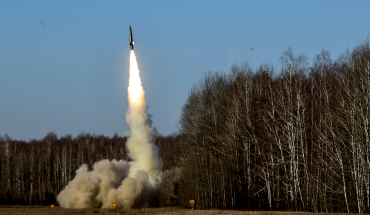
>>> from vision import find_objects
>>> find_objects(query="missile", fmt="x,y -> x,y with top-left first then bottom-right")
129,26 -> 134,51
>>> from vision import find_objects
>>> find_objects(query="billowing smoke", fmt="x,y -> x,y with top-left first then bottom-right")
57,50 -> 162,208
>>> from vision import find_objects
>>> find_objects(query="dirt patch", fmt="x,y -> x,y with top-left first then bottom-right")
0,206 -> 354,215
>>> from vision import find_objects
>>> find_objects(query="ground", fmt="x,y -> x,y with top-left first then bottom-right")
0,206 -> 353,215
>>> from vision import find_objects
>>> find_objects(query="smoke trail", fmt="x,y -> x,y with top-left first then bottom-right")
57,50 -> 162,209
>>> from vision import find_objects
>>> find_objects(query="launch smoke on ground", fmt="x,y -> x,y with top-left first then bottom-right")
57,50 -> 162,208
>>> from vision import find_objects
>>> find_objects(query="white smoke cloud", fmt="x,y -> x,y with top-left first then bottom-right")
57,50 -> 162,209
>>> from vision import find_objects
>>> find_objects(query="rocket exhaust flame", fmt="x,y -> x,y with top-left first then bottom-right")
128,50 -> 143,104
56,46 -> 161,209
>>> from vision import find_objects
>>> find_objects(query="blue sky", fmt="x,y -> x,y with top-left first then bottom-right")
1,1 -> 369,141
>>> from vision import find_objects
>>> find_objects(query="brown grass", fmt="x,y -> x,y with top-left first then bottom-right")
0,206 -> 356,215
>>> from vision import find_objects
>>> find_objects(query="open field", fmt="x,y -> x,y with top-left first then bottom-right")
0,206 -> 355,215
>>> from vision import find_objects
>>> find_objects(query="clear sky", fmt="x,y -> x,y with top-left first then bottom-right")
1,1 -> 369,141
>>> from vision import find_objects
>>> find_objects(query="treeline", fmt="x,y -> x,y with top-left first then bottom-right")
168,39 -> 370,213
0,133 -> 129,205
1,39 -> 370,213
0,130 -> 179,207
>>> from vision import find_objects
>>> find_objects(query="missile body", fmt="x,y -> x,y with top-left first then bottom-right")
129,26 -> 134,50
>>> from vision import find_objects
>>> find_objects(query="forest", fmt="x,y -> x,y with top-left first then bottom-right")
1,39 -> 370,213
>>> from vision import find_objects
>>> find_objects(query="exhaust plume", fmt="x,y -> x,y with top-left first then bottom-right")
57,50 -> 162,208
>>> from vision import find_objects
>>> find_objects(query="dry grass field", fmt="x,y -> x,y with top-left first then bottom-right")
0,206 -> 355,215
